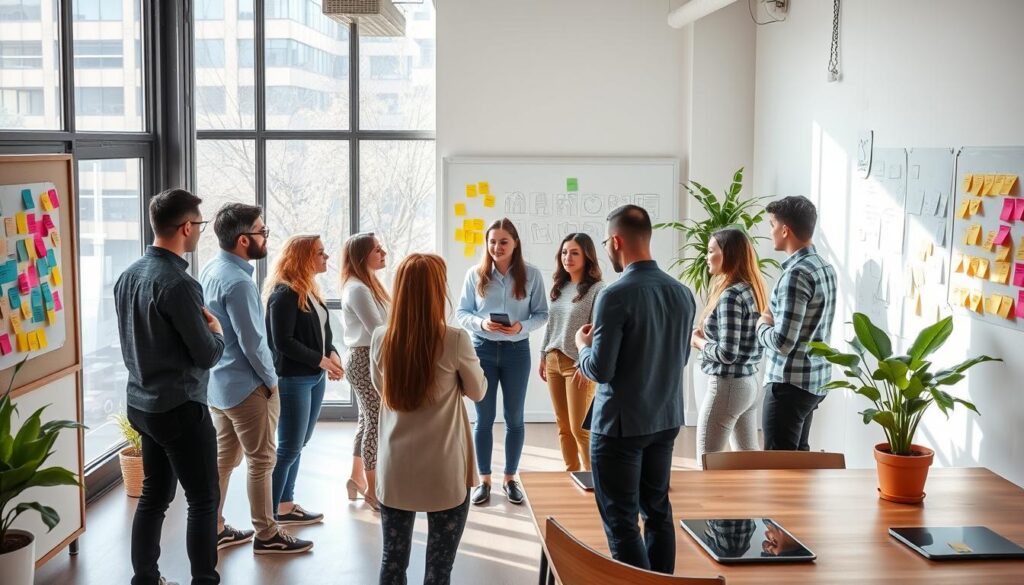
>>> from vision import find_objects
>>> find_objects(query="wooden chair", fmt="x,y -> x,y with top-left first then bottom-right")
702,450 -> 846,471
544,517 -> 725,585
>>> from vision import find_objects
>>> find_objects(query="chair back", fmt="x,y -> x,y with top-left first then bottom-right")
702,450 -> 846,471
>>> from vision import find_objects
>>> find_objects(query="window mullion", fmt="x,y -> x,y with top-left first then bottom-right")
349,20 -> 359,235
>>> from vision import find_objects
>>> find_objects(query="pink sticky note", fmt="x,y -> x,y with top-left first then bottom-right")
47,189 -> 59,209
1001,199 -> 1015,221
1015,199 -> 1024,221
0,334 -> 10,356
1018,292 -> 1024,319
34,235 -> 46,258
26,213 -> 36,235
1015,263 -> 1024,287
42,214 -> 55,231
53,291 -> 62,311
27,265 -> 37,287
17,273 -> 29,294
996,225 -> 1013,246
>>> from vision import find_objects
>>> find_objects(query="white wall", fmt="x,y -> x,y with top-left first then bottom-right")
752,0 -> 1024,486
437,0 -> 691,421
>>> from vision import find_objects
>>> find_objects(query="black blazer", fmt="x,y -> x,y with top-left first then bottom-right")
266,284 -> 338,377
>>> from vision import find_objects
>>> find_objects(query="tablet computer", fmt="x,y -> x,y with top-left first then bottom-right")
889,526 -> 1024,560
680,518 -> 816,564
489,312 -> 512,326
570,471 -> 594,491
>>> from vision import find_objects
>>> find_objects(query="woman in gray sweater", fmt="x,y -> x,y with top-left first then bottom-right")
539,233 -> 604,471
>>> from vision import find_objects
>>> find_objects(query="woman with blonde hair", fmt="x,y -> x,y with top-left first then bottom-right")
264,235 -> 345,525
370,253 -> 485,585
690,228 -> 769,466
339,232 -> 389,510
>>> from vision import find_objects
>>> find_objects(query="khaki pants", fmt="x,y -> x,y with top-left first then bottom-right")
545,350 -> 596,471
210,385 -> 281,540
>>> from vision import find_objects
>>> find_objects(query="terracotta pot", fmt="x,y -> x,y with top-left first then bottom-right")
0,528 -> 35,585
119,448 -> 144,498
874,443 -> 934,504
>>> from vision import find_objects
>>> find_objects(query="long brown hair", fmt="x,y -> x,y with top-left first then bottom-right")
380,254 -> 449,412
476,218 -> 527,299
263,234 -> 325,311
340,232 -> 390,307
698,228 -> 769,326
550,233 -> 602,302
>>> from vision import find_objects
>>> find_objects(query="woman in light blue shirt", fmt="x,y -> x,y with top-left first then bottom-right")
456,218 -> 548,506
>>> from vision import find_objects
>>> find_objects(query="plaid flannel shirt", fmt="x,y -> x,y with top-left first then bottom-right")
700,283 -> 763,378
757,245 -> 837,395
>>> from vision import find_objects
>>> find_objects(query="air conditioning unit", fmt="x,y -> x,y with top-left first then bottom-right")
323,0 -> 406,37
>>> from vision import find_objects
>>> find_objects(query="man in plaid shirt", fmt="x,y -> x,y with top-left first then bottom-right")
756,196 -> 837,451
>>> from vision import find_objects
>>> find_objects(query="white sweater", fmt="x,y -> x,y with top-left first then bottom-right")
341,279 -> 388,348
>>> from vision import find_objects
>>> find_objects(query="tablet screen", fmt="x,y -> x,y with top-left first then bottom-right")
680,518 -> 816,563
889,526 -> 1024,560
570,471 -> 594,491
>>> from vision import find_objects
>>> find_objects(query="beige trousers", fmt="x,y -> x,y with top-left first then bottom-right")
545,350 -> 596,471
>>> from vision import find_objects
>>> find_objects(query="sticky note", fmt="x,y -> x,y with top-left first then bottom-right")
50,266 -> 62,286
36,258 -> 49,279
25,239 -> 36,261
1018,292 -> 1024,319
913,291 -> 923,316
50,232 -> 60,248
27,330 -> 39,351
15,212 -> 27,234
993,261 -> 1011,284
483,195 -> 496,208
567,178 -> 579,192
52,291 -> 62,311
967,199 -> 981,216
952,253 -> 965,273
965,224 -> 982,245
0,261 -> 16,285
464,245 -> 475,257
962,174 -> 973,192
17,273 -> 29,295
0,334 -> 10,356
977,258 -> 990,279
473,231 -> 484,245
472,219 -> 485,231
9,313 -> 21,334
982,175 -> 995,196
983,229 -> 997,250
0,238 -> 5,259
46,249 -> 56,269
46,309 -> 57,326
465,184 -> 478,198
998,295 -> 1013,319
8,288 -> 20,310
25,213 -> 36,235
47,189 -> 59,208
33,235 -> 46,258
21,188 -> 34,209
966,257 -> 978,277
20,303 -> 30,320
952,288 -> 967,306
40,282 -> 52,309
993,176 -> 1007,196
969,291 -> 983,312
956,201 -> 970,219
0,297 -> 6,319
1015,263 -> 1024,287
4,217 -> 15,237
30,290 -> 43,323
454,203 -> 466,217
26,264 -> 37,288
971,176 -> 984,196
16,333 -> 27,352
1001,199 -> 1015,221
454,228 -> 465,242
1015,199 -> 1024,222
35,327 -> 46,348
985,295 -> 999,315
462,219 -> 473,231
1006,175 -> 1019,194
39,192 -> 53,212
997,244 -> 1012,261
995,225 -> 1012,246
478,182 -> 490,196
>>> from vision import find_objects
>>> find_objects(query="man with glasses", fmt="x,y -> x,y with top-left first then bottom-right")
199,203 -> 313,555
115,188 -> 226,585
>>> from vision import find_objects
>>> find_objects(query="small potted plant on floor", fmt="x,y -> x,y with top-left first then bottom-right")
111,413 -> 144,497
0,358 -> 83,585
809,313 -> 1000,504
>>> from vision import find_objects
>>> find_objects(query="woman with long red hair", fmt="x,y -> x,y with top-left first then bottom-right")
370,253 -> 485,584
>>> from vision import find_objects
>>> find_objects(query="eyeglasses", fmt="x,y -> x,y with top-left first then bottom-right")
177,220 -> 209,233
602,236 -> 611,246
242,227 -> 271,239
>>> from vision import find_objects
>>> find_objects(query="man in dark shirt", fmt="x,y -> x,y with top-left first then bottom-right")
115,188 -> 225,585
576,205 -> 696,574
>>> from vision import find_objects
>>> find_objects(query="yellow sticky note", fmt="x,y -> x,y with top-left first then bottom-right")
454,228 -> 466,243
26,241 -> 36,261
50,232 -> 60,247
1017,237 -> 1024,261
46,309 -> 57,326
967,198 -> 981,215
474,231 -> 484,245
962,174 -> 974,192
483,195 -> 496,208
465,184 -> 478,198
953,288 -> 967,307
998,295 -> 1014,319
10,313 -> 22,335
956,200 -> 970,219
464,244 -> 476,257
27,330 -> 39,351
997,245 -> 1012,261
35,327 -> 47,348
472,219 -> 485,231
478,182 -> 490,196
982,175 -> 995,196
463,219 -> 473,231
964,224 -> 981,246
977,258 -> 990,278
993,175 -> 1007,196
971,175 -> 984,196
985,295 -> 1000,315
15,212 -> 27,234
952,253 -> 965,273
966,257 -> 978,277
1005,175 -> 1018,194
969,291 -> 983,312
983,229 -> 997,251
913,291 -> 923,316
40,194 -> 53,212
454,203 -> 466,217
993,261 -> 1011,284
20,303 -> 30,320
16,333 -> 28,352
51,266 -> 62,287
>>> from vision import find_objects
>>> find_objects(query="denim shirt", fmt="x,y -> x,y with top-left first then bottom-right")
455,264 -> 549,343
199,251 -> 279,409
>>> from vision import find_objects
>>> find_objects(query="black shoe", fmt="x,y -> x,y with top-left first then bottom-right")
253,531 -> 314,555
217,524 -> 255,550
276,504 -> 324,526
503,480 -> 524,505
471,483 -> 491,505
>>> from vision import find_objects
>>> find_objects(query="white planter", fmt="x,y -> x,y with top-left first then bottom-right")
0,529 -> 35,585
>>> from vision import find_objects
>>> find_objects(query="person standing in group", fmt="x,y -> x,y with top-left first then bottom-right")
264,235 -> 345,526
114,188 -> 225,585
756,196 -> 837,451
456,218 -> 548,506
340,232 -> 390,511
576,204 -> 696,574
370,254 -> 486,585
199,203 -> 313,555
539,233 -> 604,472
690,228 -> 768,466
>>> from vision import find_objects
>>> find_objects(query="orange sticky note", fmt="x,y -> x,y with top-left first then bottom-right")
985,295 -> 1000,315
998,295 -> 1014,319
956,200 -> 970,219
478,182 -> 490,196
997,244 -> 1012,261
969,291 -> 983,312
993,261 -> 1011,284
965,224 -> 982,246
454,203 -> 466,217
465,184 -> 478,198
952,253 -> 965,273
953,288 -> 968,307
970,175 -> 984,196
1005,175 -> 1019,194
50,231 -> 60,247
966,256 -> 978,277
982,175 -> 995,196
1017,237 -> 1024,261
464,244 -> 475,257
962,174 -> 974,192
977,258 -> 990,278
913,291 -> 923,316
968,198 -> 982,215
983,229 -> 997,251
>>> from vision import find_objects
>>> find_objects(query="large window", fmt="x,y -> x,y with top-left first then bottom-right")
72,0 -> 144,131
194,0 -> 436,410
0,1 -> 61,129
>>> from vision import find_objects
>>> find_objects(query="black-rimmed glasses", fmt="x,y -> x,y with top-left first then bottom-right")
177,220 -> 209,233
242,227 -> 271,239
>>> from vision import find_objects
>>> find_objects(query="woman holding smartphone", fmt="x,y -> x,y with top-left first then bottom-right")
456,218 -> 548,506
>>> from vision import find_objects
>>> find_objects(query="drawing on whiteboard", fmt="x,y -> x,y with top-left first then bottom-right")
557,222 -> 579,238
532,192 -> 549,216
582,222 -> 603,242
638,194 -> 661,220
554,193 -> 578,217
607,194 -> 626,211
530,222 -> 553,245
505,192 -> 526,215
581,194 -> 603,216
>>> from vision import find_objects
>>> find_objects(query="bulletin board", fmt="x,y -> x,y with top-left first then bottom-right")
0,155 -> 82,396
948,147 -> 1023,330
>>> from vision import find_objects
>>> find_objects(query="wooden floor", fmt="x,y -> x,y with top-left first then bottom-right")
36,422 -> 699,585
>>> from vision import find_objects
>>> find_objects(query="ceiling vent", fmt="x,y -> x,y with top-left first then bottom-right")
322,0 -> 406,37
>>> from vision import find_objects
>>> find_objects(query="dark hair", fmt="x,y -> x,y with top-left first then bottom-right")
214,202 -> 263,250
149,188 -> 203,239
477,218 -> 528,300
551,233 -> 602,302
765,195 -> 817,241
607,204 -> 652,241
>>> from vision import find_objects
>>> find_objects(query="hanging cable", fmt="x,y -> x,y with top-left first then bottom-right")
748,0 -> 787,26
828,0 -> 842,81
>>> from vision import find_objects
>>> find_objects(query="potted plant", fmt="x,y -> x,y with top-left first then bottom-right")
809,313 -> 1000,504
0,358 -> 83,585
110,413 -> 143,497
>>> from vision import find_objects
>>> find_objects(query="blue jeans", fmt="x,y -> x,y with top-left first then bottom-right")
590,426 -> 680,574
473,339 -> 531,476
271,372 -> 326,512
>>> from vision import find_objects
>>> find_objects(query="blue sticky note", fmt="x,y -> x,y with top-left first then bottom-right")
36,258 -> 49,278
30,289 -> 43,322
46,249 -> 56,268
0,260 -> 16,285
21,188 -> 34,209
8,287 -> 20,310
15,240 -> 28,262
40,282 -> 53,309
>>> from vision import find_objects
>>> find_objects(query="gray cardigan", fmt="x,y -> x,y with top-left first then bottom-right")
540,280 -> 605,362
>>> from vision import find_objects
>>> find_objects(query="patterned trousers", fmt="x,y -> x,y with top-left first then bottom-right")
346,346 -> 380,470
379,493 -> 471,585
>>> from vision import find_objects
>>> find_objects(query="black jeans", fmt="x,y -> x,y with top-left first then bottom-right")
379,492 -> 471,585
590,426 -> 680,574
761,382 -> 827,451
128,401 -> 220,585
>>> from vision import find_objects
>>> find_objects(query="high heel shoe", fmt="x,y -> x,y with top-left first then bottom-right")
346,478 -> 364,501
364,493 -> 380,512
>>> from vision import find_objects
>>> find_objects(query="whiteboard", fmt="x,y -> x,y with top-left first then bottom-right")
442,157 -> 679,420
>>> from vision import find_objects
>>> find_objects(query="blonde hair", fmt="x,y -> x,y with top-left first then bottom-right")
699,228 -> 769,326
263,234 -> 325,311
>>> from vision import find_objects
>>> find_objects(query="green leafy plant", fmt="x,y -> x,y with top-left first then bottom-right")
110,413 -> 141,457
654,167 -> 779,299
809,313 -> 1000,456
0,358 -> 84,553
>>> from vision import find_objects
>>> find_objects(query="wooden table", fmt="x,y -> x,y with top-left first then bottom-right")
520,468 -> 1024,584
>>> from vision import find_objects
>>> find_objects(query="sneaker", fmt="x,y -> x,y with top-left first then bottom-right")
276,503 -> 324,526
471,483 -> 491,506
253,531 -> 314,555
157,578 -> 179,585
217,524 -> 255,550
503,480 -> 524,505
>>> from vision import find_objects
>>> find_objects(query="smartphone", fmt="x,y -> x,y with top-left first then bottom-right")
489,312 -> 512,326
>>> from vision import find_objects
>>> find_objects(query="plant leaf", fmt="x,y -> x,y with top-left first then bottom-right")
852,312 -> 892,360
11,502 -> 61,531
854,386 -> 882,403
908,316 -> 954,368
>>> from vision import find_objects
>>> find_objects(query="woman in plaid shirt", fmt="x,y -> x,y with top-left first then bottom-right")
690,228 -> 768,467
